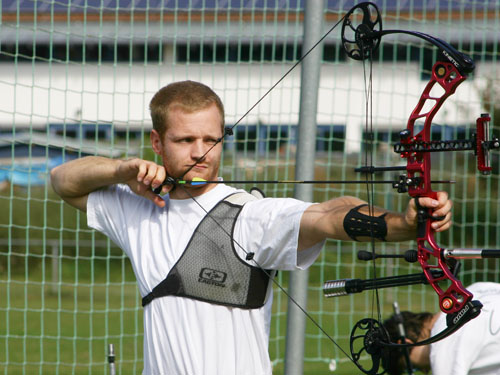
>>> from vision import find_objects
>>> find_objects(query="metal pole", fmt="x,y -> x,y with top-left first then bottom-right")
284,1 -> 325,374
108,343 -> 116,375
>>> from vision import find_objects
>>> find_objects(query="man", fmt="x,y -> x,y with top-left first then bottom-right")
383,282 -> 500,375
50,80 -> 452,375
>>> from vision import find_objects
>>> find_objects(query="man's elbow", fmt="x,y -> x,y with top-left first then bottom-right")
50,165 -> 88,212
50,166 -> 61,192
50,165 -> 71,197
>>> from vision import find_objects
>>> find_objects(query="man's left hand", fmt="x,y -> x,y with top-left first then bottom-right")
405,191 -> 453,233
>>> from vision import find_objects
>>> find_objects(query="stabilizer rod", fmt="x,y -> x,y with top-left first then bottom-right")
323,270 -> 444,298
444,248 -> 500,259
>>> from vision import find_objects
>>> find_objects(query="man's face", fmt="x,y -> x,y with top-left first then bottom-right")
151,103 -> 223,198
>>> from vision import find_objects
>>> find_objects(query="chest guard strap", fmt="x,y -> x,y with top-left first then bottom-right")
142,188 -> 273,309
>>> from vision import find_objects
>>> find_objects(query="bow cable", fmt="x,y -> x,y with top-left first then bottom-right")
161,6 -> 359,366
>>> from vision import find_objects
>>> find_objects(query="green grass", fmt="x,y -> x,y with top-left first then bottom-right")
0,245 -> 439,375
1,151 -> 499,374
0,264 -> 143,375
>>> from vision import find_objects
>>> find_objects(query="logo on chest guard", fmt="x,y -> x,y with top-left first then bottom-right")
198,268 -> 227,287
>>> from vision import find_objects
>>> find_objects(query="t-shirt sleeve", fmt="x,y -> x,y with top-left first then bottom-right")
429,311 -> 484,375
87,184 -> 153,255
235,198 -> 324,270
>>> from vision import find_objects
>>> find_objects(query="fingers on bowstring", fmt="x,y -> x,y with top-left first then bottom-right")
135,160 -> 150,184
141,163 -> 161,187
150,166 -> 167,191
136,161 -> 165,188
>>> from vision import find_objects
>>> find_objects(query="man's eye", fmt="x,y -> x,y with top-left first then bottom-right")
207,138 -> 219,144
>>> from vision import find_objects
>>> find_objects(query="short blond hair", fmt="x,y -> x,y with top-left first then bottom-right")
149,80 -> 225,139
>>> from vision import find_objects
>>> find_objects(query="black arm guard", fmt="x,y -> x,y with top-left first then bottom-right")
343,204 -> 388,241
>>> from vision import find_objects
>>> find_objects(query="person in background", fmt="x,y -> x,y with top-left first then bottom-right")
383,282 -> 500,375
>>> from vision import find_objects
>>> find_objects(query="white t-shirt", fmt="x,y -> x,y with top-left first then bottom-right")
430,282 -> 500,375
87,183 -> 323,375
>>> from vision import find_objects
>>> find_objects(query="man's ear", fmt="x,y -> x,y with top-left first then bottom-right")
150,129 -> 162,155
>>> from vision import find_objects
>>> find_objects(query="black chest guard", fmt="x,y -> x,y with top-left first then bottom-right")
142,189 -> 274,309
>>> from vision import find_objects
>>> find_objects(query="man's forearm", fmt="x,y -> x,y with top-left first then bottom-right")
342,202 -> 416,242
300,196 -> 417,250
50,156 -> 123,198
384,211 -> 416,242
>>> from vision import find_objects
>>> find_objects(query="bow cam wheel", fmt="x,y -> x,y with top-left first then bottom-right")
341,2 -> 382,61
350,318 -> 389,375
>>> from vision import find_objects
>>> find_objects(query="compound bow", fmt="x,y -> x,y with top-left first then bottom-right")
323,2 -> 500,374
153,2 -> 499,374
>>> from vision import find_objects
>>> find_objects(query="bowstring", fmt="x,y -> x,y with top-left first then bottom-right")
360,40 -> 383,327
164,7 -> 398,371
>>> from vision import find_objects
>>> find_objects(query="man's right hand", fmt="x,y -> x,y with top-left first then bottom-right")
117,158 -> 171,208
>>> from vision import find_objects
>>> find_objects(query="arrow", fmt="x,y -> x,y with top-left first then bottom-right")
185,177 -> 456,185
152,176 -> 454,193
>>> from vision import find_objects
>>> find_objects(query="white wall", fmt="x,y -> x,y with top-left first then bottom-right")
0,61 -> 492,153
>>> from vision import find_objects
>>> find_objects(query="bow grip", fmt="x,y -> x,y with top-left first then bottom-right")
414,195 -> 441,240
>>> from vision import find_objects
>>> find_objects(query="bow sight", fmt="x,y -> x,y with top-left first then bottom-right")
324,2 -> 500,374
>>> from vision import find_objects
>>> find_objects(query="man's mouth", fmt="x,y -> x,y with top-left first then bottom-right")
191,164 -> 207,170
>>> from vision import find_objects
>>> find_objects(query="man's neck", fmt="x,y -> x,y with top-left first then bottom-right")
169,183 -> 218,200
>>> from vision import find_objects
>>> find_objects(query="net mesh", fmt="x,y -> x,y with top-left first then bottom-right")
0,1 -> 499,374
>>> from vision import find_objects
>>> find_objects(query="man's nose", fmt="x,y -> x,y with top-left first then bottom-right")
190,140 -> 207,161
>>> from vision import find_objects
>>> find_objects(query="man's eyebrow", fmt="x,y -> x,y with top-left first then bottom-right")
204,134 -> 221,139
167,133 -> 192,140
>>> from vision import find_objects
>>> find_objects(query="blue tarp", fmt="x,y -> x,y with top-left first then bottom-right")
0,157 -> 64,187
